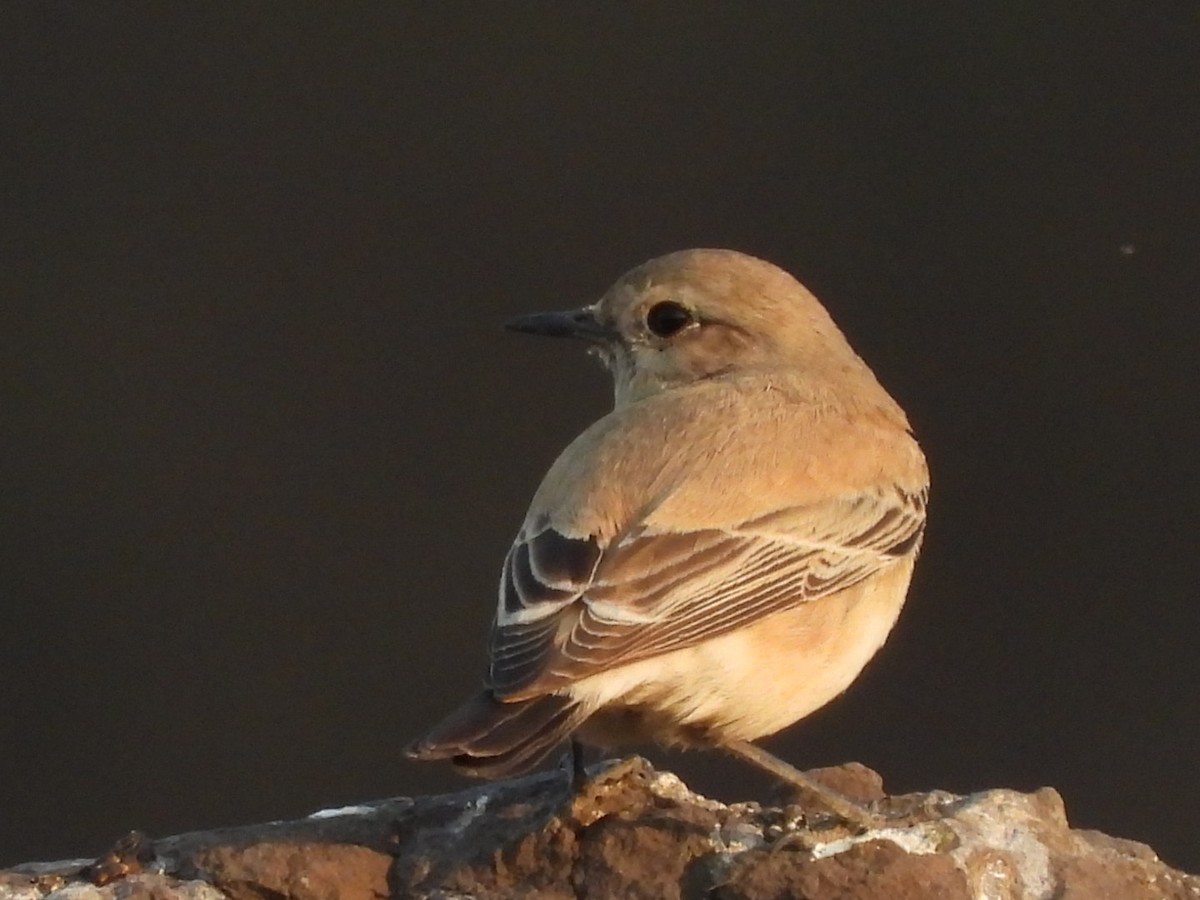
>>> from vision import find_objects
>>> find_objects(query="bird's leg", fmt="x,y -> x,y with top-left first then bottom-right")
723,740 -> 883,832
557,738 -> 589,792
570,738 -> 588,786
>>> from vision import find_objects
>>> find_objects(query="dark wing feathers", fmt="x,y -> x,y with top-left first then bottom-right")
489,487 -> 926,699
528,528 -> 603,586
500,532 -> 600,617
486,618 -> 558,695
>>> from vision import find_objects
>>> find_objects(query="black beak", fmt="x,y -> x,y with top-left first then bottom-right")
505,307 -> 616,343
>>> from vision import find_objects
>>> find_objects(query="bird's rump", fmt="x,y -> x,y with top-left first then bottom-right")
488,484 -> 926,698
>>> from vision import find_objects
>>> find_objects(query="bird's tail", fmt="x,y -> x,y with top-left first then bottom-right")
405,691 -> 587,778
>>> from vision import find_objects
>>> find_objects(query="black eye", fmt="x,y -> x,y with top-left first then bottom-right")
645,301 -> 694,338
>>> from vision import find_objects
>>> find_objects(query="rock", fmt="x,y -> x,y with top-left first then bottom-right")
1,758 -> 1195,899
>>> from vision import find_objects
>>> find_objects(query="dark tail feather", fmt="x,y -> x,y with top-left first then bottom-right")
405,692 -> 587,778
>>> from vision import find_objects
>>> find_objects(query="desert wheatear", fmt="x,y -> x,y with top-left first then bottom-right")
408,249 -> 928,825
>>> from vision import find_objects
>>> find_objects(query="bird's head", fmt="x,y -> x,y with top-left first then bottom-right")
507,248 -> 868,406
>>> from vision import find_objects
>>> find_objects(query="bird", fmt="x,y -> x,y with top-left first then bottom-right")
406,248 -> 928,825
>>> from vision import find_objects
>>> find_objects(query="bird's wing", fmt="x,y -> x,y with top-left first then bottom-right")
486,484 -> 927,698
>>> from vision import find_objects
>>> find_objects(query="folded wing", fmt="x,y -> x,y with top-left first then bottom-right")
488,485 -> 927,698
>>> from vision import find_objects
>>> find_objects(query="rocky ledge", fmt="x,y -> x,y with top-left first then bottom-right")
1,758 -> 1195,900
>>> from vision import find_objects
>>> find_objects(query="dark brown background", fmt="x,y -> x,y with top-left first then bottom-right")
3,2 -> 1198,872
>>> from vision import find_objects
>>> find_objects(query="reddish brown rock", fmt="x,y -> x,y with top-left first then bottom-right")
2,758 -> 1196,900
186,843 -> 390,900
716,839 -> 972,900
